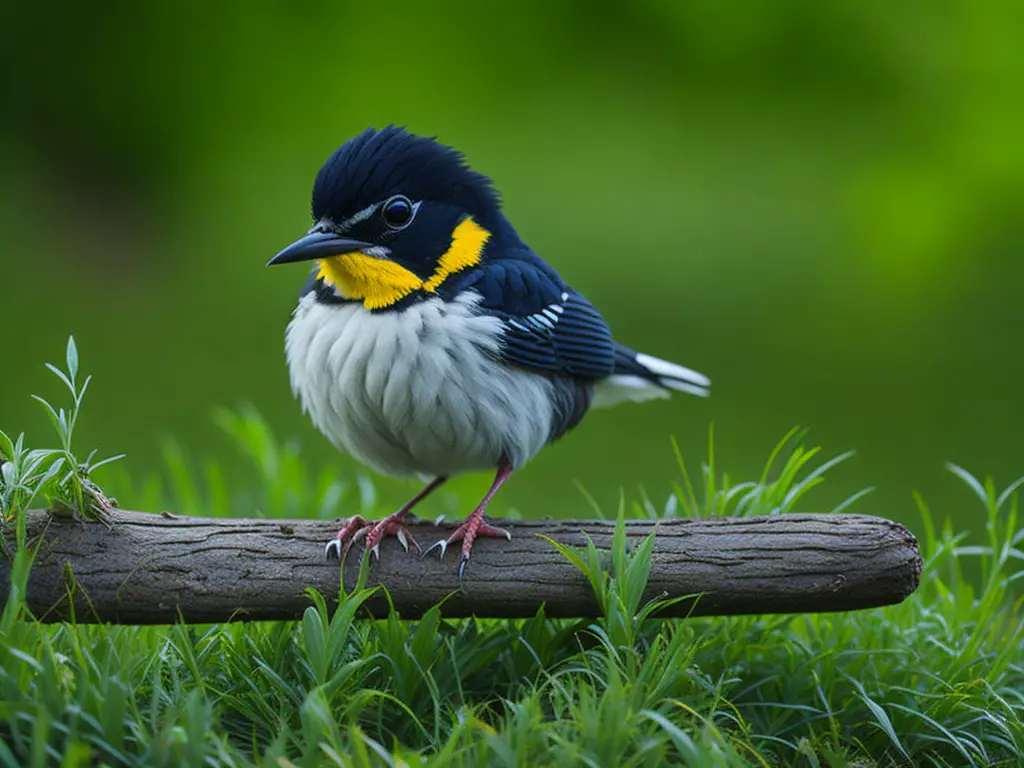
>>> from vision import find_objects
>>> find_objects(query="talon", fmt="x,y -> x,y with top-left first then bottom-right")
405,528 -> 422,554
475,523 -> 512,541
397,528 -> 409,552
458,554 -> 469,581
325,539 -> 342,560
352,527 -> 369,543
424,539 -> 448,561
370,543 -> 380,561
434,514 -> 447,525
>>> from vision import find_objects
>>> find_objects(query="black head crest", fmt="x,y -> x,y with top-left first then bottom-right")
311,126 -> 501,225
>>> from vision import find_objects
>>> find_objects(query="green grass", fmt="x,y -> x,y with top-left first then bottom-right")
1,340 -> 1023,767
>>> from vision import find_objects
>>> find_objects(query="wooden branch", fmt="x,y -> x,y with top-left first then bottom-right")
0,509 -> 921,624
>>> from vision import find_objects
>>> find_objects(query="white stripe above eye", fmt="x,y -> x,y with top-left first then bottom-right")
321,202 -> 381,234
318,199 -> 423,235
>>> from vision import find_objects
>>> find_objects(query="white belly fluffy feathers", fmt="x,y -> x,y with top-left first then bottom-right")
285,291 -> 560,479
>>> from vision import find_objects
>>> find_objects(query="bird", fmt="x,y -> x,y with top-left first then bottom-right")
268,126 -> 710,577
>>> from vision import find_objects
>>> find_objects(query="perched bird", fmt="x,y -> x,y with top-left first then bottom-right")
269,126 -> 710,576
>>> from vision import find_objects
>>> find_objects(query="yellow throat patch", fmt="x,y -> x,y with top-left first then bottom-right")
317,217 -> 492,310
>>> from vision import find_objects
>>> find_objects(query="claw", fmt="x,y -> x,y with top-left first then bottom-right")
325,539 -> 342,559
458,554 -> 469,581
434,514 -> 447,525
472,522 -> 512,541
352,527 -> 369,543
396,528 -> 409,552
370,542 -> 381,561
424,539 -> 448,561
405,528 -> 422,554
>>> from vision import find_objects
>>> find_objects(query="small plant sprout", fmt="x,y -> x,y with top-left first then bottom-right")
0,336 -> 122,528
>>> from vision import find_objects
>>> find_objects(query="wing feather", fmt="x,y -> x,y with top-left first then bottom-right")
462,259 -> 615,380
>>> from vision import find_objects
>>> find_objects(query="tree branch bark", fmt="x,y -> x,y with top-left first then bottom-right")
0,509 -> 921,624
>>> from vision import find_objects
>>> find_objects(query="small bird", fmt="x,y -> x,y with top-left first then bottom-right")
269,126 -> 710,576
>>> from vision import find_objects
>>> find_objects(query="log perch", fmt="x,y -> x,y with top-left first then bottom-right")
0,509 -> 921,624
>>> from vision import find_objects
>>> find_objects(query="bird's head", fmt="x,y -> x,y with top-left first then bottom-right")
268,126 -> 507,310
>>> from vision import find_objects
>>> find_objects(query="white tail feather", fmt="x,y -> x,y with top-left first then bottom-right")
634,353 -> 711,388
592,353 -> 711,409
660,378 -> 711,398
592,375 -> 670,408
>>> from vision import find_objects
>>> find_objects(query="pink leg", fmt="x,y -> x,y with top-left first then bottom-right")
325,477 -> 446,560
425,459 -> 514,578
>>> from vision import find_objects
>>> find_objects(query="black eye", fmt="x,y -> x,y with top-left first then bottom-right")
381,195 -> 415,230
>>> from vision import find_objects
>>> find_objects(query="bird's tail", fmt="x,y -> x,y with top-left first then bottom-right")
591,343 -> 711,408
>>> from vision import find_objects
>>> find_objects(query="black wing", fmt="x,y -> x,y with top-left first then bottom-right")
460,258 -> 616,380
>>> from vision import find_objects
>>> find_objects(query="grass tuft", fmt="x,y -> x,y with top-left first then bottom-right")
1,336 -> 122,527
658,426 -> 869,521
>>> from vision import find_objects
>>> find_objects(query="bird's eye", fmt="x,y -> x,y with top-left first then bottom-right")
381,195 -> 415,230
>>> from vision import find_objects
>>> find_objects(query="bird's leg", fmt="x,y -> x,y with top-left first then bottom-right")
325,477 -> 446,560
425,458 -> 514,578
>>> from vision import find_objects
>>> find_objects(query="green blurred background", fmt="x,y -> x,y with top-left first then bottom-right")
2,1 -> 1022,530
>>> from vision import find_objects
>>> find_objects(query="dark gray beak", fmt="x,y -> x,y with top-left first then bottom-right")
267,231 -> 374,266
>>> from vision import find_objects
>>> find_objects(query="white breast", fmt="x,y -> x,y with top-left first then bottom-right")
284,291 -> 559,479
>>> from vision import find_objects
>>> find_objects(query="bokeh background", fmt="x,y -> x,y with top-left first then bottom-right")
2,1 -> 1022,531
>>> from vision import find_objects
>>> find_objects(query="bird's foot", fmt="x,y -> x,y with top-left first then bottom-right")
324,515 -> 371,560
324,511 -> 420,560
363,512 -> 421,560
424,512 -> 512,579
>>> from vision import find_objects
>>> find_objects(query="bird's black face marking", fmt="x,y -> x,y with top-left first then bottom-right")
270,126 -> 505,309
331,199 -> 468,282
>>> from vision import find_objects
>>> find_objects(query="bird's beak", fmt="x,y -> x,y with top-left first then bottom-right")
266,231 -> 374,266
